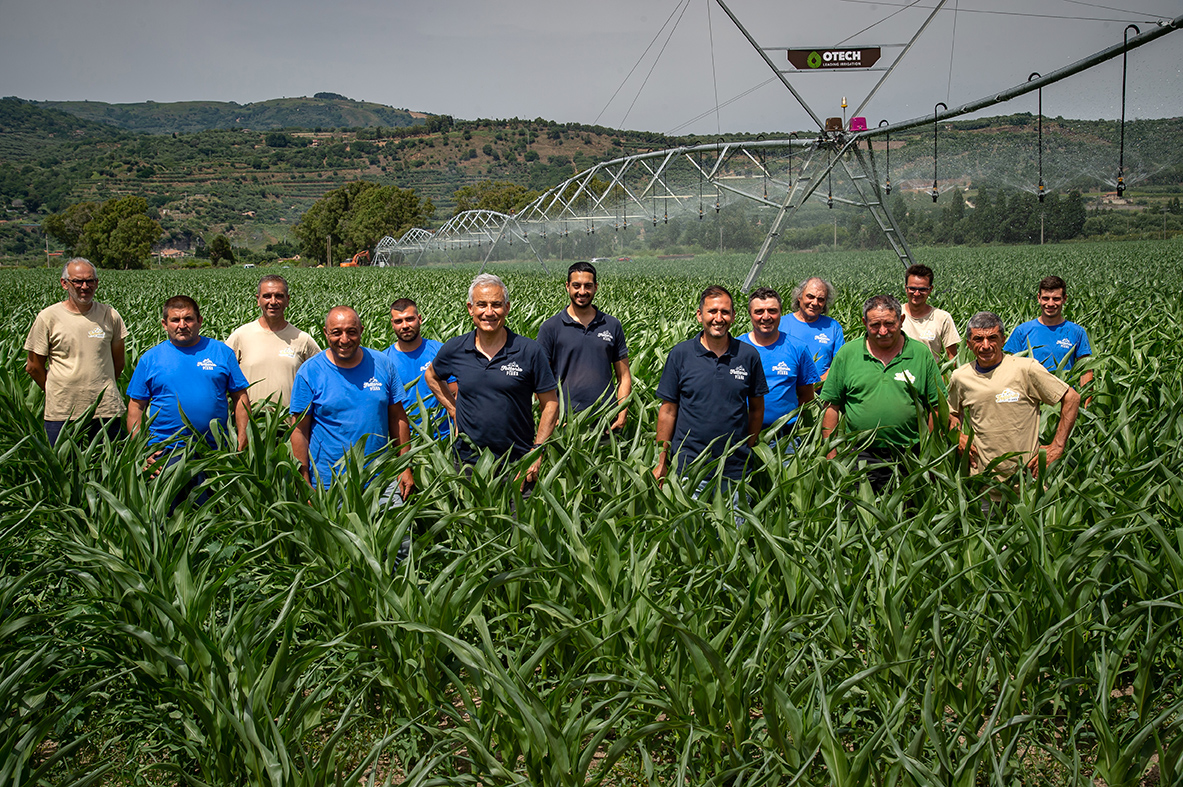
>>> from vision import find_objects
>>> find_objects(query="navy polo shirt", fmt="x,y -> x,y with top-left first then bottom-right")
430,329 -> 557,464
536,306 -> 629,413
656,334 -> 768,479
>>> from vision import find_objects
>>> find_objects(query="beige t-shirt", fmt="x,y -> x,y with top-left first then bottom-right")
948,355 -> 1069,480
225,319 -> 320,407
24,301 -> 128,420
902,307 -> 960,361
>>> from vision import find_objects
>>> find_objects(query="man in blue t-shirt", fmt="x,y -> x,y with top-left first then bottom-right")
536,261 -> 632,430
290,306 -> 414,495
384,298 -> 453,439
738,287 -> 819,433
425,274 -> 559,486
1004,275 -> 1094,392
780,276 -> 845,379
127,295 -> 250,450
654,285 -> 768,483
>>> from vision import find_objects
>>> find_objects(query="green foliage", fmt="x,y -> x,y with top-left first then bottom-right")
43,196 -> 162,269
292,181 -> 433,263
208,234 -> 234,266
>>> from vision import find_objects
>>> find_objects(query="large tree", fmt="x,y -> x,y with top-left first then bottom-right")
43,196 -> 161,270
293,181 -> 433,265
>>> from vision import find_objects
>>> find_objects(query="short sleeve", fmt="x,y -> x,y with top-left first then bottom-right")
385,357 -> 407,407
290,368 -> 313,415
947,371 -> 964,419
110,307 -> 130,340
655,348 -> 682,403
536,320 -> 555,361
942,312 -> 961,346
431,340 -> 457,380
1028,362 -> 1070,405
1076,328 -> 1092,359
832,322 -> 845,354
613,322 -> 629,362
1003,326 -> 1024,355
818,350 -> 846,406
226,350 -> 250,392
798,347 -> 820,386
127,357 -> 152,402
749,352 -> 769,397
299,334 -> 320,362
24,312 -> 49,356
531,344 -> 558,394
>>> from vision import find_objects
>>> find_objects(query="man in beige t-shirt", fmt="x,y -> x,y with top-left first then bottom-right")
901,264 -> 960,362
24,257 -> 128,445
949,311 -> 1080,495
226,274 -> 319,408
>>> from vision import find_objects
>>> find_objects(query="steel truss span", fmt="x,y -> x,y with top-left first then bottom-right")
370,11 -> 1181,287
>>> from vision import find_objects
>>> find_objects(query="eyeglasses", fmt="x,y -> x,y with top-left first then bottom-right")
67,278 -> 98,286
905,286 -> 931,293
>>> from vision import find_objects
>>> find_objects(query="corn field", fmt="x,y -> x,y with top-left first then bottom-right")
2,241 -> 1181,786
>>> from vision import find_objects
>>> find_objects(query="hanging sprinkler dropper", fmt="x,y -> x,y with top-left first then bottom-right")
931,102 -> 947,203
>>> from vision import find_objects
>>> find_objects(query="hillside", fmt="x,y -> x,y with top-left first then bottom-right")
34,94 -> 424,135
1,97 -> 1181,262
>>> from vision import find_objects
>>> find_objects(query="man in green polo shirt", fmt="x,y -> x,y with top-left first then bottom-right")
820,294 -> 943,491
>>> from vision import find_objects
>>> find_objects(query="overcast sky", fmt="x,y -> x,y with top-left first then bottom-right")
3,0 -> 1180,135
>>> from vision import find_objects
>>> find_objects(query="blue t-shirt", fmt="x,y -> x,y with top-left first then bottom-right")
1003,319 -> 1091,371
127,336 -> 249,447
290,349 -> 405,489
384,339 -> 450,439
656,335 -> 769,480
430,329 -> 557,465
536,307 -> 629,414
738,331 -> 820,428
780,314 -> 845,376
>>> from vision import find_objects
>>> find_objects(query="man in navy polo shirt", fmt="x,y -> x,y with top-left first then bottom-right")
738,286 -> 818,437
536,261 -> 631,430
653,285 -> 768,484
425,274 -> 559,485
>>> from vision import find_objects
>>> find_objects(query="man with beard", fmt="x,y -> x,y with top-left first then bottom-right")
653,285 -> 767,486
780,276 -> 845,380
384,298 -> 454,439
536,261 -> 631,430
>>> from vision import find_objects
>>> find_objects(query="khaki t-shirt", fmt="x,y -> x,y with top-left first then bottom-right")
948,354 -> 1069,480
225,320 -> 320,407
24,301 -> 128,420
902,307 -> 960,361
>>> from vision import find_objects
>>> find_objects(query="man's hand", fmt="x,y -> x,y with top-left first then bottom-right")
652,457 -> 669,488
398,467 -> 415,499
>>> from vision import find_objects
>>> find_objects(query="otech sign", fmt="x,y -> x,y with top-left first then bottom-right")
788,47 -> 881,70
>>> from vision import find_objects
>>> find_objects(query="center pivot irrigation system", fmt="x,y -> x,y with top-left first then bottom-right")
372,2 -> 1182,290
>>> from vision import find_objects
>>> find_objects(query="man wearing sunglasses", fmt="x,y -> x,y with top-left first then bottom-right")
24,257 -> 128,445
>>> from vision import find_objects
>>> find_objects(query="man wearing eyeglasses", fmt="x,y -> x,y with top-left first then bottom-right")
901,264 -> 960,362
24,257 -> 128,445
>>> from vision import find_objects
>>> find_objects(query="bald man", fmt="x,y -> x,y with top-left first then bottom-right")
290,306 -> 413,497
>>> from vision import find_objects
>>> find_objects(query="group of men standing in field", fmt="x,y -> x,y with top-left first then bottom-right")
25,256 -> 1090,505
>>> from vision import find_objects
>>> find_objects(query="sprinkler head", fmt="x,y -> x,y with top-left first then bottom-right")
931,186 -> 939,203
1116,177 -> 1125,197
827,196 -> 833,209
885,179 -> 892,195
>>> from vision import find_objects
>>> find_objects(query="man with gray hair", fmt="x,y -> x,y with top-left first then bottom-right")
780,276 -> 844,379
226,274 -> 319,408
24,257 -> 128,445
819,294 -> 943,491
425,273 -> 559,485
949,311 -> 1080,494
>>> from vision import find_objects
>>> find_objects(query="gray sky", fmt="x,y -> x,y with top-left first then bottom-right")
3,0 -> 1180,134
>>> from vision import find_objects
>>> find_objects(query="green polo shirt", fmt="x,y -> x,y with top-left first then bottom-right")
819,335 -> 943,449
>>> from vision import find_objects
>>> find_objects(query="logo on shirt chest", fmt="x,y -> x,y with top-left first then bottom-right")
995,388 -> 1021,403
278,346 -> 297,359
501,361 -> 523,377
917,328 -> 936,340
730,365 -> 749,381
815,334 -> 830,345
597,330 -> 613,343
363,377 -> 383,392
1056,338 -> 1072,350
894,369 -> 916,384
87,327 -> 106,339
771,361 -> 793,376
419,362 -> 430,373
196,358 -> 217,371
